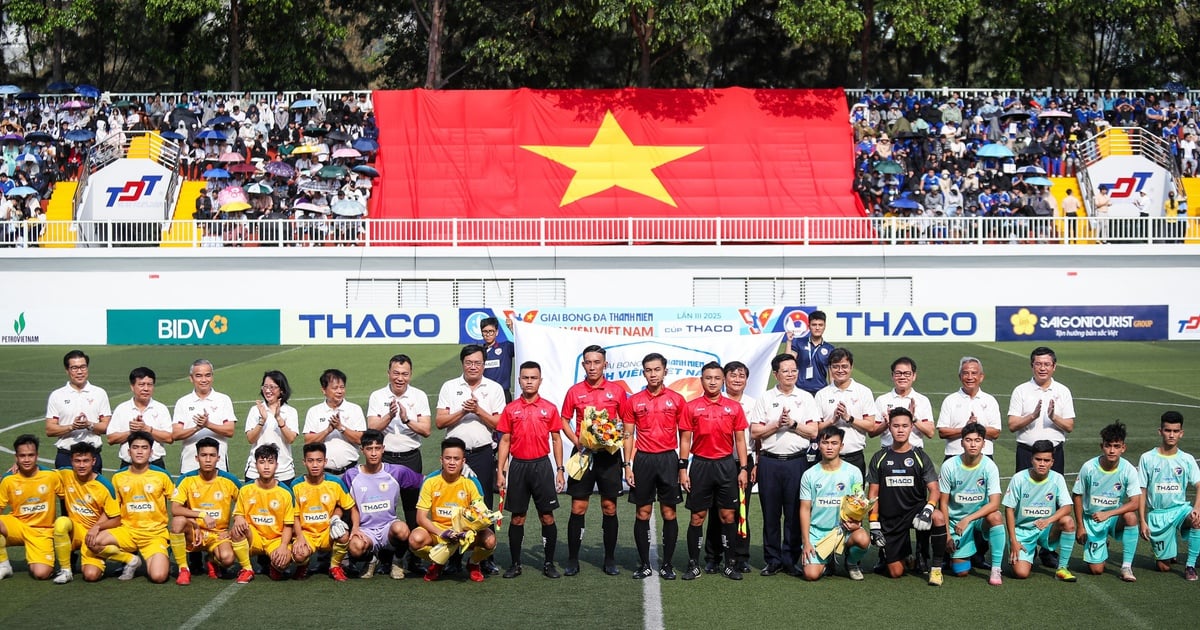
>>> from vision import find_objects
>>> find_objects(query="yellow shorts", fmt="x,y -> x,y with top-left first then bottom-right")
248,535 -> 287,557
0,515 -> 53,567
300,528 -> 332,552
68,523 -> 105,570
109,526 -> 169,559
187,530 -> 232,554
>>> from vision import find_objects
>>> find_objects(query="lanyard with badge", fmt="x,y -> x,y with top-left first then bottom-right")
805,342 -> 820,381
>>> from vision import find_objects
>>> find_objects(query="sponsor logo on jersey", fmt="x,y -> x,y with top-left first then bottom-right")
361,500 -> 390,513
1021,506 -> 1052,518
1091,496 -> 1120,508
251,514 -> 275,526
816,497 -> 841,507
127,501 -> 154,513
202,509 -> 223,520
435,506 -> 454,518
303,513 -> 328,523
72,504 -> 98,517
955,492 -> 985,504
1155,482 -> 1182,494
886,476 -> 914,486
19,502 -> 49,515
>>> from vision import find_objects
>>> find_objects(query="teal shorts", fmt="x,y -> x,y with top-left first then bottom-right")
1080,514 -> 1120,564
1147,504 -> 1193,561
1013,525 -> 1058,565
949,518 -> 985,560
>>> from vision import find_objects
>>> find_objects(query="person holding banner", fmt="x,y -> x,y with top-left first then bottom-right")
678,362 -> 750,581
623,353 -> 687,580
750,354 -> 819,577
815,349 -> 880,474
560,345 -> 628,577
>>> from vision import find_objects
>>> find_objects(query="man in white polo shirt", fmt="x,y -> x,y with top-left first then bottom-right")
172,359 -> 237,474
107,367 -> 174,469
814,348 -> 879,475
45,350 -> 111,471
937,356 -> 1002,460
436,344 -> 505,574
1008,346 -> 1075,474
875,357 -> 935,451
303,368 -> 366,475
367,353 -> 432,573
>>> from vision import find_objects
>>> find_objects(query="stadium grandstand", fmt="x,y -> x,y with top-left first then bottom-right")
0,85 -> 1196,248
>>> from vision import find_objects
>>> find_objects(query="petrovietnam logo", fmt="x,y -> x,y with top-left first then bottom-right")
105,175 -> 163,207
1010,308 -> 1038,336
158,314 -> 229,340
14,312 -> 25,335
2,311 -> 39,343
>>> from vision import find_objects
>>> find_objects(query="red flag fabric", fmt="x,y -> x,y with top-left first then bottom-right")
372,88 -> 862,219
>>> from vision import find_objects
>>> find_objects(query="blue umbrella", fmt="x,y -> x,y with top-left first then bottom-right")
1023,176 -> 1054,187
1015,165 -> 1046,175
64,129 -> 95,142
46,81 -> 73,92
206,115 -> 236,126
196,129 -> 226,141
7,186 -> 38,197
160,131 -> 186,141
25,131 -> 52,144
352,165 -> 380,178
889,197 -> 922,210
976,143 -> 1014,158
16,152 -> 39,163
202,168 -> 230,179
290,98 -> 319,110
74,84 -> 101,99
16,92 -> 40,101
352,138 -> 379,152
0,85 -> 20,95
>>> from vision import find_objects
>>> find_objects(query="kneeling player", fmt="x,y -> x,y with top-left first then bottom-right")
1072,422 -> 1142,581
409,437 -> 496,582
1138,411 -> 1200,580
344,429 -> 422,579
232,444 -> 295,581
1,434 -> 62,580
938,423 -> 1005,585
799,427 -> 869,581
1003,439 -> 1077,581
867,408 -> 947,585
88,431 -> 173,583
53,442 -> 135,583
290,443 -> 355,581
170,437 -> 253,585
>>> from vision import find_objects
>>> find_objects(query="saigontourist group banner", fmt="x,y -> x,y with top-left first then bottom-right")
512,320 -> 783,416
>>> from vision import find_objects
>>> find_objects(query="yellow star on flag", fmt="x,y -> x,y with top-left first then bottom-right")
521,110 -> 704,207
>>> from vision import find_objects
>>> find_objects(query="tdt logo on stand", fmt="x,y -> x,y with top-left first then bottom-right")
1098,172 -> 1153,198
105,175 -> 163,207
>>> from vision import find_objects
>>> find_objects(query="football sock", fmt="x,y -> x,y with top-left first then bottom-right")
687,524 -> 703,562
847,544 -> 867,565
0,535 -> 7,562
508,523 -> 524,565
470,545 -> 493,563
170,532 -> 190,570
1121,525 -> 1138,567
634,518 -> 651,565
567,514 -> 584,561
53,517 -> 73,571
989,524 -> 1006,567
1057,532 -> 1075,570
662,518 -> 679,566
1188,527 -> 1200,567
542,522 -> 557,564
930,527 -> 947,566
722,522 -> 737,564
331,539 -> 348,567
231,538 -> 252,570
602,514 -> 618,562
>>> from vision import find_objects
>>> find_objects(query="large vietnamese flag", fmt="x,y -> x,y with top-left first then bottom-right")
371,88 -> 861,219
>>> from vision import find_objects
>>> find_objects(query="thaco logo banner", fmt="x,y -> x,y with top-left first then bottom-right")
995,305 -> 1168,341
108,310 -> 280,345
282,310 -> 459,344
822,308 -> 995,342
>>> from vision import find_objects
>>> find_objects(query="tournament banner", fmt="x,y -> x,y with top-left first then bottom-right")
280,310 -> 459,345
1169,304 -> 1200,341
512,320 -> 783,413
822,307 -> 995,342
108,309 -> 280,345
0,307 -> 107,345
460,306 -> 812,344
995,305 -> 1168,341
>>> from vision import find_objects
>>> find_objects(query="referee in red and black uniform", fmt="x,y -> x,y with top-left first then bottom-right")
678,361 -> 750,581
496,361 -> 565,579
622,353 -> 687,580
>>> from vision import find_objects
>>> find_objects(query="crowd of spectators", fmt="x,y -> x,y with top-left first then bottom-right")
848,88 -> 1198,225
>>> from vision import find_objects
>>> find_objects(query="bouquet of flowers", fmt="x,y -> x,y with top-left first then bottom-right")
578,406 -> 623,455
813,483 -> 877,559
428,499 -> 503,565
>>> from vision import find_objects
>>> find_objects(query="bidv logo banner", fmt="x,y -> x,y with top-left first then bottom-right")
107,310 -> 279,345
282,310 -> 458,344
996,305 -> 1167,341
823,308 -> 994,342
512,320 -> 782,414
462,306 -> 811,344
1168,304 -> 1200,340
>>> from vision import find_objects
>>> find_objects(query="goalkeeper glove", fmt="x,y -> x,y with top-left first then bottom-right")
329,518 -> 349,540
913,503 -> 934,531
869,521 -> 886,548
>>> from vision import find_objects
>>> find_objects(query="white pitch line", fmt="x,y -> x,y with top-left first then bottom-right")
178,582 -> 242,630
1080,579 -> 1152,629
643,514 -> 664,630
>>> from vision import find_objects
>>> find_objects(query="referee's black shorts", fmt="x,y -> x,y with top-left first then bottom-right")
880,506 -> 923,564
685,456 -> 738,512
505,457 -> 560,515
566,449 -> 623,500
628,450 -> 681,507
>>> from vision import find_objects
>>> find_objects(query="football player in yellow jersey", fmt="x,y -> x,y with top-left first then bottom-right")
52,442 -> 138,583
88,431 -> 175,583
409,437 -> 495,582
170,438 -> 254,585
290,443 -> 354,581
0,434 -> 62,580
232,444 -> 295,580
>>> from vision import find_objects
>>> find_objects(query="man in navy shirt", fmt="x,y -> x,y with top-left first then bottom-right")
786,310 -> 835,396
481,316 -> 514,403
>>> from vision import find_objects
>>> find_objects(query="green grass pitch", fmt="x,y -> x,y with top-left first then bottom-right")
0,341 -> 1197,629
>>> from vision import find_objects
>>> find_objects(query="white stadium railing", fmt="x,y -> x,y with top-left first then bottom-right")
9,216 -> 1193,248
